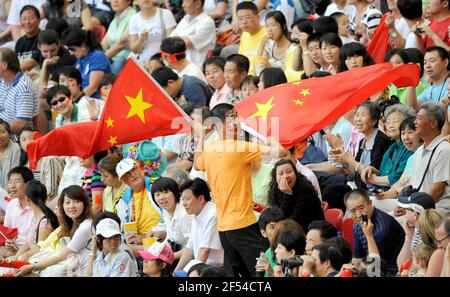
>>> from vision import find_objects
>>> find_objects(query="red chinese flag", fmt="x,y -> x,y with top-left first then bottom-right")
27,122 -> 97,170
0,225 -> 19,246
367,13 -> 390,64
234,63 -> 419,148
88,58 -> 192,155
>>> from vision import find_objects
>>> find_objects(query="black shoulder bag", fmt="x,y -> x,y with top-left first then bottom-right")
398,141 -> 444,199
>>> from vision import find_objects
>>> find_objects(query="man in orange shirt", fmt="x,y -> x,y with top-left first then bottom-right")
195,103 -> 287,276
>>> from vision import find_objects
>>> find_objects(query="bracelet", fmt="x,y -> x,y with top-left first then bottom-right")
89,253 -> 96,257
355,162 -> 361,173
302,51 -> 310,56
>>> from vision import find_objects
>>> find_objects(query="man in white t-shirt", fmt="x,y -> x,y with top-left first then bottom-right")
160,36 -> 207,83
174,178 -> 224,272
170,0 -> 216,68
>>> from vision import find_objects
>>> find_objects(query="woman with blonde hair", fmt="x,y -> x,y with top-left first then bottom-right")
418,209 -> 444,277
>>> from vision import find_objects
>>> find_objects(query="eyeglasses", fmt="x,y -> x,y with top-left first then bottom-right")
51,96 -> 67,106
436,234 -> 450,246
7,179 -> 24,186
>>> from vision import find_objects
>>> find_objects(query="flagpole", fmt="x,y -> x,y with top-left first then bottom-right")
128,56 -> 194,127
239,122 -> 267,143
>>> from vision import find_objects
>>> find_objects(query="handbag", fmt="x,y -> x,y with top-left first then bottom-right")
398,140 -> 444,199
300,136 -> 328,165
216,28 -> 241,46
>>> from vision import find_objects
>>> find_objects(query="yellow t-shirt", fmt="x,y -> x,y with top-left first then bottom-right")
196,140 -> 261,231
133,190 -> 162,236
239,28 -> 267,76
37,226 -> 62,251
284,46 -> 304,82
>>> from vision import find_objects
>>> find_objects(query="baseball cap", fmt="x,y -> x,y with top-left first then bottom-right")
138,242 -> 174,265
174,260 -> 204,277
96,218 -> 121,238
398,192 -> 435,214
116,158 -> 136,179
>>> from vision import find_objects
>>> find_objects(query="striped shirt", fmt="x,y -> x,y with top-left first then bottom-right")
81,165 -> 106,203
0,71 -> 38,124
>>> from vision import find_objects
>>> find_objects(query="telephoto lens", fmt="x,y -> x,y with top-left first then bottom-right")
291,38 -> 300,44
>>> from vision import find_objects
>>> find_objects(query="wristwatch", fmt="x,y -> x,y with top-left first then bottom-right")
389,31 -> 398,38
302,51 -> 310,56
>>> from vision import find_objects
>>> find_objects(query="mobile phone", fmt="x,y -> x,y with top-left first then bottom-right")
361,213 -> 368,223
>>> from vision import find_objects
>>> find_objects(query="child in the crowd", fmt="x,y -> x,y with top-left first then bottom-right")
240,75 -> 260,99
411,244 -> 434,277
99,73 -> 116,101
138,242 -> 174,277
255,206 -> 285,276
145,53 -> 165,74
88,213 -> 137,277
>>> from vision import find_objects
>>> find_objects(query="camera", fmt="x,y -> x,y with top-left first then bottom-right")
292,38 -> 300,44
281,255 -> 304,270
415,27 -> 424,34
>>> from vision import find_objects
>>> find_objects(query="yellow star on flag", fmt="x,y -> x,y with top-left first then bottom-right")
105,117 -> 115,128
300,89 -> 310,96
125,88 -> 153,123
249,96 -> 275,121
108,135 -> 117,146
293,99 -> 304,106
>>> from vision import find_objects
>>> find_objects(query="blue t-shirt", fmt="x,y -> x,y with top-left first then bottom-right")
179,75 -> 213,107
75,49 -> 111,98
417,79 -> 449,109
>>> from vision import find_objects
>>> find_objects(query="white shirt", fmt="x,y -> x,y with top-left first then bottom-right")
186,201 -> 224,265
178,63 -> 207,84
58,157 -> 87,196
0,187 -> 9,214
67,219 -> 93,276
324,3 -> 356,23
170,11 -> 216,68
395,17 -> 410,39
295,161 -> 322,201
93,248 -> 137,277
163,203 -> 193,246
128,8 -> 177,64
412,135 -> 450,215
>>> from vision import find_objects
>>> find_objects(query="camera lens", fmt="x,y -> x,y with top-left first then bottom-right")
292,38 -> 300,44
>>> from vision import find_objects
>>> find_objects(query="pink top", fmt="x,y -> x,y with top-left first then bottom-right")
4,198 -> 35,246
209,84 -> 228,109
346,127 -> 365,157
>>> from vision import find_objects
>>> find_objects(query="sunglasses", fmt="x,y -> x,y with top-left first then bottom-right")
51,96 -> 67,106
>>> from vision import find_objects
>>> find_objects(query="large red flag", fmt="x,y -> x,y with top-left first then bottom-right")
367,13 -> 390,64
27,58 -> 192,169
88,58 -> 192,155
234,63 -> 419,148
27,122 -> 97,169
